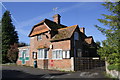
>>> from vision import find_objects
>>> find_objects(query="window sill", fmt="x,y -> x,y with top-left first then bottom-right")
38,58 -> 49,60
52,58 -> 62,60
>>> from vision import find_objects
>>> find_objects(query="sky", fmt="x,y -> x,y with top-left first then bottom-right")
1,2 -> 110,44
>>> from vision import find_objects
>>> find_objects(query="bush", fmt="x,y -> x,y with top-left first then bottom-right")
107,64 -> 120,71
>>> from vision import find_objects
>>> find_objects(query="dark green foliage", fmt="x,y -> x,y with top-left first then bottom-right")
95,2 -> 120,70
96,41 -> 101,49
2,11 -> 19,63
108,63 -> 120,71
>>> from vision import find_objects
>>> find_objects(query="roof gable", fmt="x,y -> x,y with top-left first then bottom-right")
51,25 -> 78,41
29,24 -> 50,37
85,36 -> 94,44
28,19 -> 67,37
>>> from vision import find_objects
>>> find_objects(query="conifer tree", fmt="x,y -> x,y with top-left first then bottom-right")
2,11 -> 18,63
95,2 -> 120,71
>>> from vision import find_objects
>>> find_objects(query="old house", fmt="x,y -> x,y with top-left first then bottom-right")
17,14 -> 99,71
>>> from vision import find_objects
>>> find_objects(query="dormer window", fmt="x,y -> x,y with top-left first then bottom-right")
74,32 -> 79,40
37,35 -> 42,41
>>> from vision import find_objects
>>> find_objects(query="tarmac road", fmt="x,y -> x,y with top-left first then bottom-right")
1,64 -> 114,80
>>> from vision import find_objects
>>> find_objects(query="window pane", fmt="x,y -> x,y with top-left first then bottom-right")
67,51 -> 70,58
44,50 -> 48,59
60,50 -> 62,58
37,35 -> 42,41
63,51 -> 65,58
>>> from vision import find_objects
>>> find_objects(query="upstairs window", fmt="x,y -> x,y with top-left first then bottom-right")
74,32 -> 79,40
37,35 -> 42,41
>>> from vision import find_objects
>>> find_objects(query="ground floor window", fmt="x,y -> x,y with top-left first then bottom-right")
32,52 -> 37,59
52,49 -> 62,59
19,49 -> 29,64
38,49 -> 48,59
63,50 -> 70,58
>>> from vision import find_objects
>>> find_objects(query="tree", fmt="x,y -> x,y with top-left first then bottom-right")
18,42 -> 29,47
0,20 -> 2,63
2,11 -> 19,63
96,41 -> 101,49
7,43 -> 18,63
95,2 -> 120,71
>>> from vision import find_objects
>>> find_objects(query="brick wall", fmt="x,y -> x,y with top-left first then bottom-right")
30,31 -> 73,71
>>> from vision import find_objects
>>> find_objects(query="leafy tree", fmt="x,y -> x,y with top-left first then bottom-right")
18,42 -> 29,47
2,11 -> 18,63
96,41 -> 101,49
95,2 -> 120,70
7,43 -> 18,63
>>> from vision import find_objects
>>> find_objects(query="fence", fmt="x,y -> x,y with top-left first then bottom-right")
74,57 -> 105,71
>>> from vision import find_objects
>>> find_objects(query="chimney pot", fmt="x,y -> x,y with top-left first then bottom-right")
80,27 -> 85,33
52,14 -> 61,24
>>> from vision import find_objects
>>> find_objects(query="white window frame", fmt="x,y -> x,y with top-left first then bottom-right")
25,49 -> 29,57
63,50 -> 70,59
52,49 -> 62,60
38,49 -> 48,59
37,34 -> 42,41
19,49 -> 29,57
19,49 -> 22,57
32,52 -> 37,59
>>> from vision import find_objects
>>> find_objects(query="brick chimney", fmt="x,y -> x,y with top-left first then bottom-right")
80,27 -> 85,33
52,14 -> 61,24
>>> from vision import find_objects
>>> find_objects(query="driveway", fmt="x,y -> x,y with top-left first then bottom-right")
1,64 -> 112,80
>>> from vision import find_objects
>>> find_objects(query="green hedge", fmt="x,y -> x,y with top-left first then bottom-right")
107,64 -> 120,71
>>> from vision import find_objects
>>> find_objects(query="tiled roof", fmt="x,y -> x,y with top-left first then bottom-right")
29,25 -> 49,37
51,25 -> 78,41
28,19 -> 67,37
85,36 -> 93,44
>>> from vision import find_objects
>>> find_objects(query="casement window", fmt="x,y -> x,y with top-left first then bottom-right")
74,32 -> 79,40
37,35 -> 42,41
32,52 -> 37,59
25,49 -> 29,57
19,49 -> 29,57
19,50 -> 22,57
38,49 -> 48,59
63,50 -> 70,59
52,49 -> 62,59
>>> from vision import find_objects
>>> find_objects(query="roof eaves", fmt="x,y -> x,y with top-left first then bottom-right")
50,38 -> 70,42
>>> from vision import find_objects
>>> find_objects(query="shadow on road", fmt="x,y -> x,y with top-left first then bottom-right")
2,69 -> 67,80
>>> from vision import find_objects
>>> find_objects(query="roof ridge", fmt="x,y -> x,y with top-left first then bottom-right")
58,25 -> 78,30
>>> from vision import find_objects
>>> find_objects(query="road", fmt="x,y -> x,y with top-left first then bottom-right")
1,64 -> 113,80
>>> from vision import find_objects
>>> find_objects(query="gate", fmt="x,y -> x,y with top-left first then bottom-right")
74,57 -> 105,71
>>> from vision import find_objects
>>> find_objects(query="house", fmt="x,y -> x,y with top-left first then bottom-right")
17,14 -> 99,71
